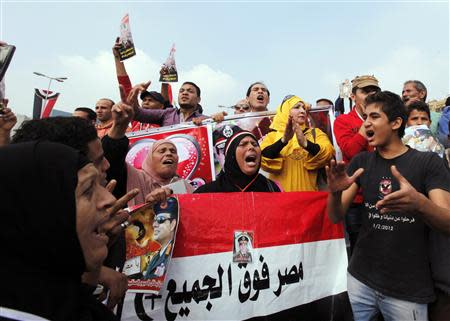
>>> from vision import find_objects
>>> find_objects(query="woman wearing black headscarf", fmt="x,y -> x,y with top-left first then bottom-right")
195,130 -> 280,193
0,141 -> 117,321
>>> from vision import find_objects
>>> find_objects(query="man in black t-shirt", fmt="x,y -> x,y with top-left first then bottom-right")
326,91 -> 450,320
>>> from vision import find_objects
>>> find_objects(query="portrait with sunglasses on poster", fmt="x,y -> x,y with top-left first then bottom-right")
122,195 -> 180,294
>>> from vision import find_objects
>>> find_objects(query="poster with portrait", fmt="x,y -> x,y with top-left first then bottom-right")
211,112 -> 275,175
120,192 -> 347,321
403,125 -> 445,157
126,124 -> 215,190
159,44 -> 178,82
118,13 -> 136,61
123,197 -> 180,293
233,231 -> 254,263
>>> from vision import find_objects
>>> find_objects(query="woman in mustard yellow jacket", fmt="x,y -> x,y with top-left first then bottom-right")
260,95 -> 335,191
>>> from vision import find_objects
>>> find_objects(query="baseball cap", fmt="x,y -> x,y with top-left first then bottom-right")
351,75 -> 380,90
140,91 -> 165,104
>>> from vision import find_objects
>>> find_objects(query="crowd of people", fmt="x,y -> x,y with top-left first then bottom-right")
0,52 -> 449,321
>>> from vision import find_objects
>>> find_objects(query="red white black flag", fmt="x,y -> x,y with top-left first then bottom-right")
32,89 -> 59,119
120,192 -> 348,320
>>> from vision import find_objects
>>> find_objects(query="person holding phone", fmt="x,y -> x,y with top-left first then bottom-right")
0,98 -> 17,147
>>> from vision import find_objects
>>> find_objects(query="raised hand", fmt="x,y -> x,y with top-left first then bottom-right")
112,100 -> 134,127
0,99 -> 17,146
0,99 -> 17,132
326,159 -> 364,193
123,81 -> 151,112
98,188 -> 139,246
112,37 -> 121,59
109,88 -> 135,139
294,122 -> 307,148
282,116 -> 294,143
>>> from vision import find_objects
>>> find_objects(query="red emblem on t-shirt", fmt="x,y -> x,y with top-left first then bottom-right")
379,178 -> 392,196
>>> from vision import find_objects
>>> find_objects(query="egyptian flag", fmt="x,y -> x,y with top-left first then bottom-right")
33,89 -> 59,119
120,192 -> 349,321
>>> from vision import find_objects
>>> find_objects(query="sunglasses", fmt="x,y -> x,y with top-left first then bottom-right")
153,215 -> 173,224
360,86 -> 381,94
234,105 -> 250,112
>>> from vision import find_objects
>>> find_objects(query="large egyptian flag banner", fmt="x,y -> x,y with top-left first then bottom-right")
120,192 -> 347,320
32,89 -> 59,119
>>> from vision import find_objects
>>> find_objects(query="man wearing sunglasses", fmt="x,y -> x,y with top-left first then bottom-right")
144,198 -> 179,280
333,75 -> 381,256
233,99 -> 251,114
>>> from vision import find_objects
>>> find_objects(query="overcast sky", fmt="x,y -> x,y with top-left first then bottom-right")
2,0 -> 449,117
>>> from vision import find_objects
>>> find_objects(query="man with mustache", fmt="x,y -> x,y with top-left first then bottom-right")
246,81 -> 270,112
402,80 -> 427,107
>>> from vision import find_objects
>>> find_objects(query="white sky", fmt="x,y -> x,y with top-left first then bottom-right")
1,0 -> 449,117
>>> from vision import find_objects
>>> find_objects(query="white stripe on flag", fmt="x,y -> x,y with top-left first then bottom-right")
121,238 -> 347,321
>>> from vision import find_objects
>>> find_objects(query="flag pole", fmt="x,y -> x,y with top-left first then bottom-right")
33,72 -> 67,118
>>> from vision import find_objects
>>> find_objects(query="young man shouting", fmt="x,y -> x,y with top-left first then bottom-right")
326,91 -> 450,320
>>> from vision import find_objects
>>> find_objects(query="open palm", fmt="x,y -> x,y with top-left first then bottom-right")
326,160 -> 364,193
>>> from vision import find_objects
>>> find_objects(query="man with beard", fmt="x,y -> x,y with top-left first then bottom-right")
246,81 -> 270,112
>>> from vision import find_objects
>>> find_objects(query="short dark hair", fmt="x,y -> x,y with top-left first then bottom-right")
445,96 -> 450,107
365,91 -> 407,138
407,101 -> 431,120
404,80 -> 427,101
182,82 -> 201,97
74,107 -> 97,122
246,82 -> 270,97
12,117 -> 98,155
316,98 -> 334,106
97,98 -> 115,107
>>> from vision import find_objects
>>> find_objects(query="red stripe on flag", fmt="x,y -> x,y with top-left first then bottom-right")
41,94 -> 59,118
172,192 -> 343,258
